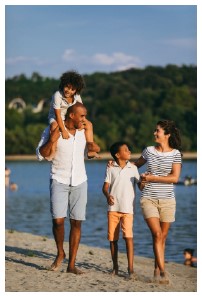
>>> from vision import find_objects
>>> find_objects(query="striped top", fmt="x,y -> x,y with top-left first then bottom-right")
141,146 -> 182,199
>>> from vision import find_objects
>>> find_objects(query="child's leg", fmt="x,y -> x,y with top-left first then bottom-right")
122,214 -> 134,275
84,120 -> 100,158
110,241 -> 119,275
108,212 -> 120,275
49,121 -> 58,159
124,237 -> 134,275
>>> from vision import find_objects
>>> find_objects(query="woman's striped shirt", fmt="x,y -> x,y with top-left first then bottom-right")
141,146 -> 182,199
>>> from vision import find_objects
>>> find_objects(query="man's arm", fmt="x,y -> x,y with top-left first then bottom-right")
39,126 -> 60,159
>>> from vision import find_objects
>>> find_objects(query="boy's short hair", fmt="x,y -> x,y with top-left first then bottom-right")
109,141 -> 130,161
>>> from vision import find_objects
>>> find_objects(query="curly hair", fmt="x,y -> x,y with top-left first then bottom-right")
59,70 -> 85,94
157,120 -> 182,152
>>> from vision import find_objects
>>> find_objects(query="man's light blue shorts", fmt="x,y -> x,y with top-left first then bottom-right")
50,179 -> 87,220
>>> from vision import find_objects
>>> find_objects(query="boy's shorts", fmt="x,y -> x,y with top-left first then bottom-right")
50,179 -> 87,220
108,211 -> 133,241
140,197 -> 176,222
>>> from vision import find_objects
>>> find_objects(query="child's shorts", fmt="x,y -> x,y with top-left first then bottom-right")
107,211 -> 133,241
140,197 -> 176,222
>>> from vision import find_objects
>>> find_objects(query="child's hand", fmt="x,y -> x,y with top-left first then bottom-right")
61,130 -> 70,139
107,195 -> 115,206
107,160 -> 115,167
138,180 -> 146,191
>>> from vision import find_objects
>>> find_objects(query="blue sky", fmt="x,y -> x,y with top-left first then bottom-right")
5,4 -> 197,78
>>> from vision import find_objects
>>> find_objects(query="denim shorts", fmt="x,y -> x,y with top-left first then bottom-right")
50,179 -> 87,220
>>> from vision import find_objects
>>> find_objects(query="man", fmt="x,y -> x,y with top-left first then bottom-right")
36,102 -> 88,274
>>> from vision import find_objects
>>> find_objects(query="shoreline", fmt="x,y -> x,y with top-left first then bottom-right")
5,152 -> 197,161
5,230 -> 197,292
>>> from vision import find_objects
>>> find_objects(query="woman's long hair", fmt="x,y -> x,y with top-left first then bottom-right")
157,120 -> 182,153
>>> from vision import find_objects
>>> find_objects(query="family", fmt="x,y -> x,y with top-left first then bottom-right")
36,70 -> 182,284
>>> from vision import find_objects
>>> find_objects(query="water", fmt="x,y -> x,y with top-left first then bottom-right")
5,160 -> 197,264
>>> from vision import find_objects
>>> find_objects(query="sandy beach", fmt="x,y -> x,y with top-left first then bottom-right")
5,230 -> 197,292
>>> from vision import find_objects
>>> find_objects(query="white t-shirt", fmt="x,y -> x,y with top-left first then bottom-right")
36,127 -> 87,186
104,161 -> 140,214
48,90 -> 83,124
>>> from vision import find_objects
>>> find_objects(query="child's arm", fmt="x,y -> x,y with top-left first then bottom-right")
102,182 -> 115,206
54,109 -> 69,139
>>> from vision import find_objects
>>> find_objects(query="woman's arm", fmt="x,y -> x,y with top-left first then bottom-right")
134,156 -> 147,168
141,163 -> 181,184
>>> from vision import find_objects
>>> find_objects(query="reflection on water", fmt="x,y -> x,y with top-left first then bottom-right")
5,160 -> 197,264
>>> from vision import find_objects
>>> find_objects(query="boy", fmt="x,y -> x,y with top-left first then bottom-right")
102,141 -> 141,277
48,70 -> 100,158
183,248 -> 197,267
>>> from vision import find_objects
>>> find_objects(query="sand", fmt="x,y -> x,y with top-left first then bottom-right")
4,229 -> 197,293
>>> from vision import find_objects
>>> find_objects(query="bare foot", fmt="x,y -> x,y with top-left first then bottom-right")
153,269 -> 160,282
127,269 -> 137,280
159,271 -> 170,284
49,253 -> 66,271
66,267 -> 85,275
111,268 -> 119,276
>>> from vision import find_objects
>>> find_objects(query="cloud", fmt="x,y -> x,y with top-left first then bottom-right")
6,56 -> 45,65
62,49 -> 77,61
162,38 -> 196,48
62,49 -> 141,71
93,52 -> 140,66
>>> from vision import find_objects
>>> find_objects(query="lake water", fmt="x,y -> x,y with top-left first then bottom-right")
5,159 -> 197,264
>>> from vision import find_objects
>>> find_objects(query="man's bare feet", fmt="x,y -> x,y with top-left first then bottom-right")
66,267 -> 84,275
49,253 -> 66,271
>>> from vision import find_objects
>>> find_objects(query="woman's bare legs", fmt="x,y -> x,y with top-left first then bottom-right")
146,217 -> 170,283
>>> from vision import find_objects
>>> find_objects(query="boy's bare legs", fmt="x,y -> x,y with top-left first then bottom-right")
124,237 -> 134,276
110,241 -> 119,275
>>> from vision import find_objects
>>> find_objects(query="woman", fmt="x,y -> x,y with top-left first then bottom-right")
135,120 -> 182,284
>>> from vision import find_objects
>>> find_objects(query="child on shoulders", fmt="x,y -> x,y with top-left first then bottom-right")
48,70 -> 100,158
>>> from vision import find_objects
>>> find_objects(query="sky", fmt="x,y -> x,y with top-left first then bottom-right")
4,3 -> 197,79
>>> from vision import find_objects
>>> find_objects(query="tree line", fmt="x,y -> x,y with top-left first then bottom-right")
5,64 -> 196,155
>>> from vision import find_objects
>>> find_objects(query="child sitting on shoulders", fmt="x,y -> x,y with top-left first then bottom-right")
48,70 -> 100,158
